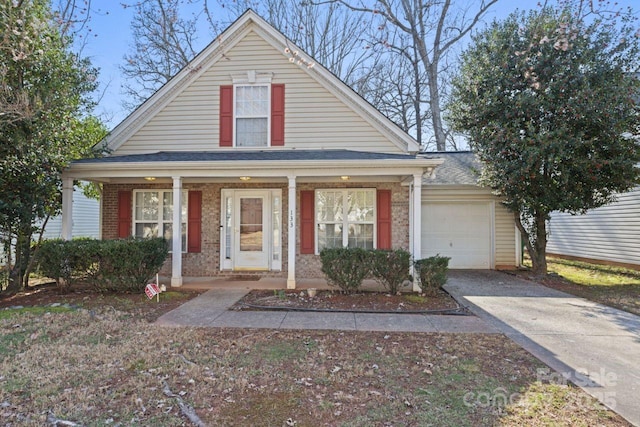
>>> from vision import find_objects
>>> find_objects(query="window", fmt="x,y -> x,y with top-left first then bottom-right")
134,190 -> 187,252
235,85 -> 269,147
316,189 -> 375,252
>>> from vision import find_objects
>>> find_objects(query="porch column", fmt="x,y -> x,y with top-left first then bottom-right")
61,177 -> 73,240
412,173 -> 423,292
171,176 -> 183,287
287,175 -> 296,289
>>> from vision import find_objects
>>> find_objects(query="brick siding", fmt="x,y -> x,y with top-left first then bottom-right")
102,181 -> 409,279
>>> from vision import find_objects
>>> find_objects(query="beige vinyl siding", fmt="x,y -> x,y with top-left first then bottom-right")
494,202 -> 516,267
548,187 -> 640,266
422,185 -> 517,268
115,28 -> 402,155
40,185 -> 100,239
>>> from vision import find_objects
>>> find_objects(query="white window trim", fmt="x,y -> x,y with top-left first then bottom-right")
314,188 -> 377,254
232,71 -> 273,148
132,189 -> 188,253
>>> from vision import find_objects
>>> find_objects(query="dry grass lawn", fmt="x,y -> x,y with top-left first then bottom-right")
525,257 -> 640,316
0,302 -> 628,426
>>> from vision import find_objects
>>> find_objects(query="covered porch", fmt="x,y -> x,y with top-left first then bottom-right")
61,150 -> 442,289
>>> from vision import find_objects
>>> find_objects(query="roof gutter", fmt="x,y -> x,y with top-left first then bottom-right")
63,158 -> 444,179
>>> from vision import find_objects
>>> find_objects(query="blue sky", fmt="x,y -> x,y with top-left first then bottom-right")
81,1 -> 639,129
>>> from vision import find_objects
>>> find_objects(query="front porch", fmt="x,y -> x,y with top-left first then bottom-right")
61,150 -> 444,289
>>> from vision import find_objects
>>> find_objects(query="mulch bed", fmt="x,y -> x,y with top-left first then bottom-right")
232,288 -> 465,314
0,282 -> 204,322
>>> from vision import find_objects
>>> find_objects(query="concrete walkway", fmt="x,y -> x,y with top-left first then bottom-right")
155,287 -> 497,333
445,270 -> 640,427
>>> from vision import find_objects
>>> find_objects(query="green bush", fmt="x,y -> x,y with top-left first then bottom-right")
369,249 -> 412,294
414,255 -> 451,296
36,238 -> 98,292
86,238 -> 168,292
36,238 -> 168,293
320,247 -> 370,293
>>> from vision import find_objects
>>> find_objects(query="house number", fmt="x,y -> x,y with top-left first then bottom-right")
289,211 -> 294,228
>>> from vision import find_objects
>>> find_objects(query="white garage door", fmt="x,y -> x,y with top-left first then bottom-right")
421,202 -> 492,269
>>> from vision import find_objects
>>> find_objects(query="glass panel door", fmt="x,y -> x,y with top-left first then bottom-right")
239,197 -> 263,252
233,193 -> 269,270
220,189 -> 281,272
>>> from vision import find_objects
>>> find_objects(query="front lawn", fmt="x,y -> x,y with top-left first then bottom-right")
534,257 -> 640,316
0,300 -> 627,426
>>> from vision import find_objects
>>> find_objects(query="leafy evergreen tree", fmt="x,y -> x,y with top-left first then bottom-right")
448,7 -> 640,275
0,0 -> 106,292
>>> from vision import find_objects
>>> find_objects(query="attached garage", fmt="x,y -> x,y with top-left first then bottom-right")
420,151 -> 519,270
421,202 -> 493,268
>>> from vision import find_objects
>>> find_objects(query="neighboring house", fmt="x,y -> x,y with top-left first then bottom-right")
548,186 -> 640,269
40,185 -> 100,240
0,185 -> 99,268
60,10 -> 519,288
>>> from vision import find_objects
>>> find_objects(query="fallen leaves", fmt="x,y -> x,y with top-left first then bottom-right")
0,307 -> 627,426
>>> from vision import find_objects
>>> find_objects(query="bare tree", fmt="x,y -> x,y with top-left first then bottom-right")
324,0 -> 498,151
353,53 -> 429,142
261,0 -> 379,86
120,0 -> 199,110
119,0 -> 381,111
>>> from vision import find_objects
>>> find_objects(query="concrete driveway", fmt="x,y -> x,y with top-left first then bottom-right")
445,270 -> 640,426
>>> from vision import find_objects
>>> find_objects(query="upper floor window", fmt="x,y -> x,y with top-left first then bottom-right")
235,85 -> 269,147
220,71 -> 284,148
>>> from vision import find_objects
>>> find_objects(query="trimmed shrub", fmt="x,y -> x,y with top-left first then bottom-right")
86,238 -> 168,292
36,238 -> 168,293
414,255 -> 451,296
320,247 -> 370,293
369,248 -> 412,294
36,238 -> 99,292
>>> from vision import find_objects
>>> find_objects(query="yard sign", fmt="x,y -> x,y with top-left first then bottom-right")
145,283 -> 160,300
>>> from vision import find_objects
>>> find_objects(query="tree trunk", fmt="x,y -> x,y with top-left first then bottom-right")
413,56 -> 422,147
5,228 -> 31,294
427,63 -> 446,151
23,215 -> 49,289
513,210 -> 548,276
531,214 -> 548,276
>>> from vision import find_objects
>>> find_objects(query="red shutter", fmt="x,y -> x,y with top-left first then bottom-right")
271,84 -> 285,146
187,191 -> 202,253
117,191 -> 132,238
219,85 -> 233,147
300,190 -> 315,254
377,189 -> 392,249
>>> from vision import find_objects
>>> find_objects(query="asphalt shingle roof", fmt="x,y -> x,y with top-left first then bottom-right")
74,149 -> 482,186
74,149 -> 421,163
420,151 -> 481,185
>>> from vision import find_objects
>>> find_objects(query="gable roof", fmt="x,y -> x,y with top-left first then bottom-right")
421,151 -> 481,185
102,9 -> 420,154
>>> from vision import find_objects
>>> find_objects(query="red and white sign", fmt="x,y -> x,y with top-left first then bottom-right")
145,283 -> 160,299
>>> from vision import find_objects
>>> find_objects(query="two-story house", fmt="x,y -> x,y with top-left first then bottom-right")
61,10 -> 520,288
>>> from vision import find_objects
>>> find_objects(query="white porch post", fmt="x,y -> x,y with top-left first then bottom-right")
171,176 -> 183,287
412,173 -> 423,292
61,177 -> 73,240
287,175 -> 297,289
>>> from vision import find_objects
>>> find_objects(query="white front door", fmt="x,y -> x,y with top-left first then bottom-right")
234,193 -> 268,270
221,189 -> 282,272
